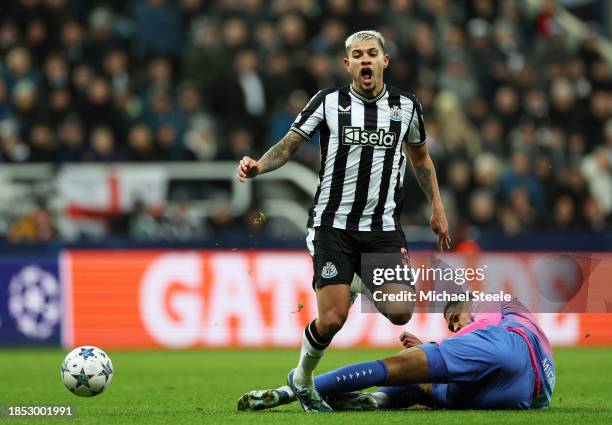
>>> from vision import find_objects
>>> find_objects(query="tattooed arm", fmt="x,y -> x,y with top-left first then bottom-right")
406,143 -> 442,204
236,130 -> 307,181
405,143 -> 451,250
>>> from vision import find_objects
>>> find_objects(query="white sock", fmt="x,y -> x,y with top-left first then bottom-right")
293,320 -> 330,388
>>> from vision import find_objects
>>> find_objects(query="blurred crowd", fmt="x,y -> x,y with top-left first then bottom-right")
0,0 -> 610,240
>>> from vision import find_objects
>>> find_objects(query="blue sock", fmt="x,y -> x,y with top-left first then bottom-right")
313,360 -> 388,396
377,385 -> 425,408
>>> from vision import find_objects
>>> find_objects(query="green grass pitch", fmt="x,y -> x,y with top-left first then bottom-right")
1,347 -> 611,424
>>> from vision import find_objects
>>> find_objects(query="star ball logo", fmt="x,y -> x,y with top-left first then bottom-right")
8,265 -> 60,339
78,348 -> 95,360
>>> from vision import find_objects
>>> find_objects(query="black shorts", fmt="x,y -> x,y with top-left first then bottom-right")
306,226 -> 408,289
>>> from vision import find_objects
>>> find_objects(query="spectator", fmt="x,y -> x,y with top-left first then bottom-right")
434,91 -> 480,160
509,188 -> 537,227
24,17 -> 49,65
103,49 -> 130,95
8,201 -> 55,242
479,117 -> 505,156
42,53 -> 69,92
552,194 -> 579,230
81,76 -> 121,134
510,118 -> 540,159
0,124 -> 29,163
212,48 -> 268,147
493,85 -> 521,137
446,160 -> 473,217
86,126 -> 117,162
582,194 -> 606,232
310,19 -> 348,55
217,127 -> 256,160
277,14 -> 308,50
84,7 -> 118,70
0,80 -> 13,121
57,116 -> 86,162
473,152 -> 502,190
581,147 -> 612,216
159,201 -> 203,240
585,90 -> 609,149
146,57 -> 173,92
499,151 -> 544,211
438,55 -> 479,103
157,124 -> 195,161
144,87 -> 181,133
28,122 -> 56,162
4,47 -> 38,92
184,115 -> 218,161
469,189 -> 496,229
60,20 -> 85,65
183,19 -> 227,95
47,88 -> 72,126
523,88 -> 549,128
12,80 -> 43,135
549,78 -> 580,133
0,22 -> 20,56
134,0 -> 183,58
127,123 -> 157,161
129,200 -> 160,240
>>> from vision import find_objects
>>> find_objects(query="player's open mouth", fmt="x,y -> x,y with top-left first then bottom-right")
360,68 -> 373,84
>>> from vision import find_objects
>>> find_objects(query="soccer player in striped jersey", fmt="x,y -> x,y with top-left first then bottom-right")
237,30 -> 450,412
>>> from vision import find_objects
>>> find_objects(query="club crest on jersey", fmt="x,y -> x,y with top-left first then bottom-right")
338,105 -> 351,114
390,105 -> 402,122
342,126 -> 398,148
321,262 -> 338,279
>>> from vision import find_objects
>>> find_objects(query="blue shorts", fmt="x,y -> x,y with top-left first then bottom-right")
419,325 -> 539,409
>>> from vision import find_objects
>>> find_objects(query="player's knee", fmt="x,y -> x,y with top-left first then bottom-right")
318,310 -> 348,336
386,312 -> 412,326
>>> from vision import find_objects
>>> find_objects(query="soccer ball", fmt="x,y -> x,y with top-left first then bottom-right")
61,346 -> 113,397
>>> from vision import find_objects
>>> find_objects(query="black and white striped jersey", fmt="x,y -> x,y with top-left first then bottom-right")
290,84 -> 426,232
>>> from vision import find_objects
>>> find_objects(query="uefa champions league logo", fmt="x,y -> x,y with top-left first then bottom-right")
8,265 -> 60,339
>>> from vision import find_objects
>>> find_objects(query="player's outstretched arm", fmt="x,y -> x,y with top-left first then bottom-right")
236,130 -> 307,182
406,143 -> 451,251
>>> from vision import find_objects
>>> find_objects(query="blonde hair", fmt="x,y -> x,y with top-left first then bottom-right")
345,30 -> 385,54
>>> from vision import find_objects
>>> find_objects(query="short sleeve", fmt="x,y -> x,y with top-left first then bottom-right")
290,90 -> 327,140
404,97 -> 426,148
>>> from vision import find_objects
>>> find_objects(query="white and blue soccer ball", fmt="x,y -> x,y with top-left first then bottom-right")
61,346 -> 113,397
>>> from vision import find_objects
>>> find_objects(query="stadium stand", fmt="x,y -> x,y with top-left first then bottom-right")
0,0 -> 610,245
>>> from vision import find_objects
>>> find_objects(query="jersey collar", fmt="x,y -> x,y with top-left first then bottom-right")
349,84 -> 387,103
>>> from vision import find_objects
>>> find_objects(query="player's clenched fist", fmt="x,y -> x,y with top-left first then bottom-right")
237,156 -> 261,182
399,331 -> 423,348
